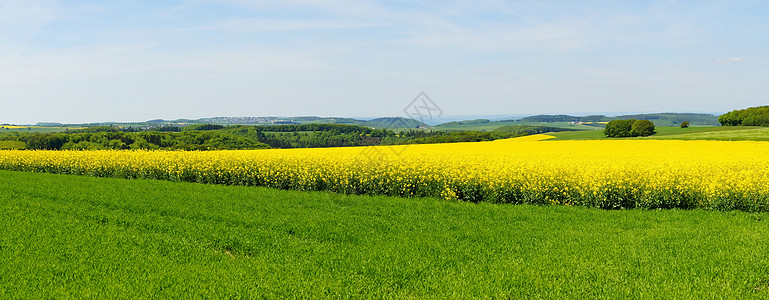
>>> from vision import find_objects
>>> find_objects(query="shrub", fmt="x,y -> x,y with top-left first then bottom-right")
680,121 -> 689,128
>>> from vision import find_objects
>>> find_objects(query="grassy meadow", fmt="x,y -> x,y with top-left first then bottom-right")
548,126 -> 767,141
649,127 -> 769,141
1,170 -> 768,298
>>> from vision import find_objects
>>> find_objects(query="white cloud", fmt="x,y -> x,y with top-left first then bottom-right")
715,57 -> 745,64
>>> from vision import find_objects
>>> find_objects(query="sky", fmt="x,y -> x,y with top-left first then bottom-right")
1,0 -> 768,124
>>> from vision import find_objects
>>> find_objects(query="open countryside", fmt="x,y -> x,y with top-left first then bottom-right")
3,0 -> 769,298
3,108 -> 769,297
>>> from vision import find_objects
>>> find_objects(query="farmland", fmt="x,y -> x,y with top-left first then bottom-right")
2,170 -> 768,298
0,125 -> 84,133
3,124 -> 769,297
549,126 -> 767,141
1,134 -> 769,212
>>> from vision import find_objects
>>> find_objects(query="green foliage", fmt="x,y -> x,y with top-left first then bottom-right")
681,121 -> 690,128
605,119 -> 655,137
604,119 -> 636,137
392,126 -> 576,145
0,124 -> 392,150
221,124 -> 575,148
0,123 -> 609,150
62,141 -> 107,150
631,120 -> 656,137
129,137 -> 159,150
744,114 -> 769,126
0,130 -> 269,151
149,126 -> 182,132
25,134 -> 68,150
68,126 -> 120,133
719,106 -> 769,126
184,124 -> 226,131
0,141 -> 25,150
493,125 -> 577,136
403,131 -> 495,144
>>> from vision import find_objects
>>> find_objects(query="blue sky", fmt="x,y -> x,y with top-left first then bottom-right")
1,0 -> 767,124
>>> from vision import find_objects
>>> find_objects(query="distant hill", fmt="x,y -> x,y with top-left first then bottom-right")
289,117 -> 361,124
17,113 -> 719,132
517,113 -> 718,127
519,115 -> 592,122
141,116 -> 427,129
614,113 -> 720,127
437,119 -> 492,126
35,122 -> 63,126
366,117 -> 428,128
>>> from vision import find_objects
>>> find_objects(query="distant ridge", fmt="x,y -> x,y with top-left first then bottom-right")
517,113 -> 719,126
17,112 -> 721,129
140,116 -> 428,129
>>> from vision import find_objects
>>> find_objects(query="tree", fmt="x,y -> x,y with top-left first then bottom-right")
25,134 -> 67,150
605,119 -> 655,137
631,120 -> 655,137
680,121 -> 689,128
604,119 -> 636,137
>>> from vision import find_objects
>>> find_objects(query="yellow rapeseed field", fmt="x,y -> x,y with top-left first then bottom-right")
1,134 -> 768,211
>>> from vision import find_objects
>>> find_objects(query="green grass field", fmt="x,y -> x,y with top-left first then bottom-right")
548,126 -> 767,141
649,127 -> 769,141
1,170 -> 768,298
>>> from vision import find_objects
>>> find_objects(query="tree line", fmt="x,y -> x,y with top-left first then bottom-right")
0,123 -> 573,150
0,129 -> 269,150
719,106 -> 769,126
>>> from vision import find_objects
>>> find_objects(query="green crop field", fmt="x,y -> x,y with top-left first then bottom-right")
548,126 -> 768,141
1,170 -> 768,298
649,127 -> 769,141
0,126 -> 82,133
